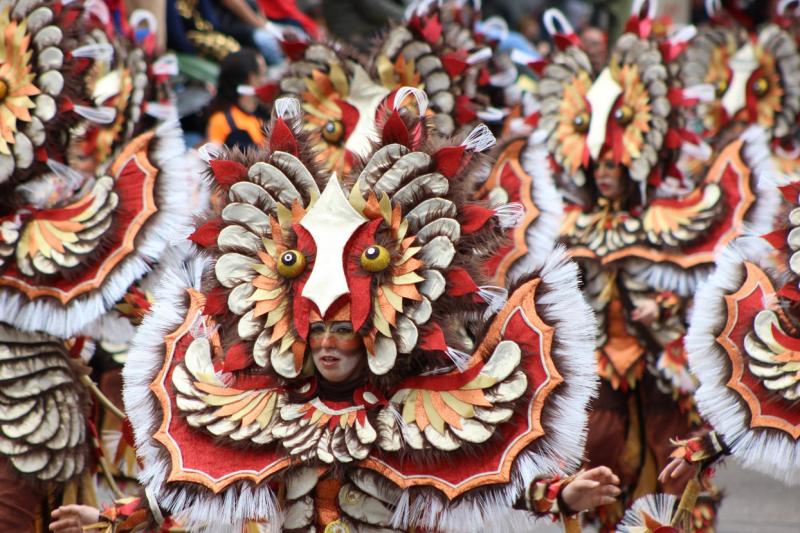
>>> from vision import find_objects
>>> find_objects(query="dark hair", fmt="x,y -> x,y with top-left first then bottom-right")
207,48 -> 262,115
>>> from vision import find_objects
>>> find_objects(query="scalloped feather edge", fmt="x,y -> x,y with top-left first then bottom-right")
0,120 -> 205,338
686,240 -> 800,486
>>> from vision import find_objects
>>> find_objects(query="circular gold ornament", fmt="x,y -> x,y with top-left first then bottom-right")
277,249 -> 307,278
360,245 -> 390,272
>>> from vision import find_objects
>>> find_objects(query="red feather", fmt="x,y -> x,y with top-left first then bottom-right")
188,219 -> 223,248
210,159 -> 248,188
203,286 -> 229,316
461,204 -> 495,234
442,52 -> 468,78
434,145 -> 466,177
419,322 -> 448,352
223,342 -> 253,372
445,268 -> 479,296
455,95 -> 477,125
382,110 -> 410,147
270,118 -> 299,155
420,14 -> 442,44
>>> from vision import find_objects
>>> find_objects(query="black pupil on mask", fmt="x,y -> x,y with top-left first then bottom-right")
282,252 -> 296,265
325,122 -> 336,132
365,246 -> 380,259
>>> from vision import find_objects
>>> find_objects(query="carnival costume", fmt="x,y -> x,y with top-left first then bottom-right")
531,2 -> 779,529
276,0 -> 563,289
0,0 -> 201,527
672,1 -> 800,492
99,89 -> 604,532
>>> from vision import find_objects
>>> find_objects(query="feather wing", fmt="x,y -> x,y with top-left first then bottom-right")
172,337 -> 283,443
745,310 -> 800,401
376,340 -> 526,451
642,183 -> 722,248
0,325 -> 89,482
14,177 -> 118,276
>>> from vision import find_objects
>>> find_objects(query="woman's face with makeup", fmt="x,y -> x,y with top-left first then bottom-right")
309,321 -> 365,383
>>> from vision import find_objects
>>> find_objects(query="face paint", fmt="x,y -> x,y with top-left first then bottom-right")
309,321 -> 365,383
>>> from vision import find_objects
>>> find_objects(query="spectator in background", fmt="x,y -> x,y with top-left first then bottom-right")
214,0 -> 286,66
580,26 -> 608,73
206,49 -> 269,149
322,0 -> 408,51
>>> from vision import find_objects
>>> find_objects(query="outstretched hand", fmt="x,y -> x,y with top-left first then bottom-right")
561,466 -> 621,512
49,504 -> 100,533
659,456 -> 700,487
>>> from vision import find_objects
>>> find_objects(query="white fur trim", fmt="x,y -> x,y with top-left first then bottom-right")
388,247 -> 598,531
505,130 -> 564,285
686,239 -> 800,485
124,246 -> 598,529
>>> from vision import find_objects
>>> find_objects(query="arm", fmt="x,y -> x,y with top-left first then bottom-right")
220,0 -> 266,28
516,467 -> 620,519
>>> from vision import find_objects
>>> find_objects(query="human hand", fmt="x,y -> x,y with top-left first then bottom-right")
658,456 -> 700,487
49,504 -> 100,532
561,466 -> 621,513
631,298 -> 659,325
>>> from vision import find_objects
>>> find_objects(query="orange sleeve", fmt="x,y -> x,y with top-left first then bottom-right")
206,112 -> 231,144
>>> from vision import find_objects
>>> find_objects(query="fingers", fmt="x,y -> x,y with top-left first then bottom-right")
48,517 -> 81,532
583,466 -> 620,485
658,458 -> 681,484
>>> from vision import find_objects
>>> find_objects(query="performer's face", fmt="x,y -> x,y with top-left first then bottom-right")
309,321 -> 365,383
595,150 -> 624,200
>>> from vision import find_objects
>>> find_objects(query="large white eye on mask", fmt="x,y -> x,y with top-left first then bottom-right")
342,65 -> 390,158
585,67 -> 623,160
300,176 -> 367,317
721,42 -> 758,118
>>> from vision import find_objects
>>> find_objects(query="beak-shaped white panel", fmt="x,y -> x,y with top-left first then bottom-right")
586,68 -> 623,161
343,65 -> 391,158
722,43 -> 758,119
300,176 -> 367,317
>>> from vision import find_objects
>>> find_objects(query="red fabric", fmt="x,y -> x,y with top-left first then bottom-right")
189,219 -> 223,248
256,83 -> 279,104
778,282 -> 800,301
418,14 -> 442,44
728,282 -> 800,426
779,182 -> 800,203
160,334 -> 290,479
344,219 -> 382,331
290,224 -> 316,338
529,60 -> 548,76
256,0 -> 320,38
210,159 -> 248,188
1,152 -> 152,292
270,118 -> 299,155
337,98 -> 360,138
761,229 -> 789,250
